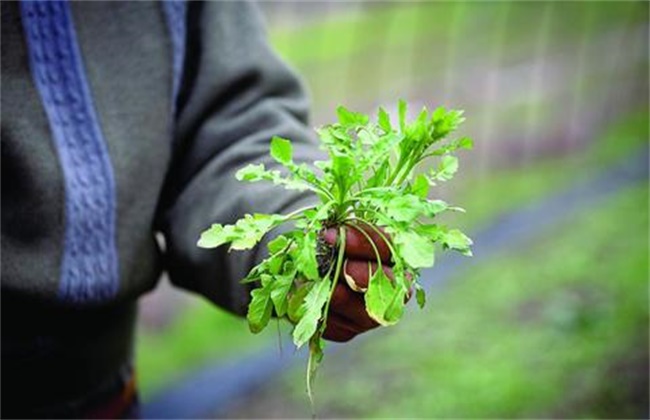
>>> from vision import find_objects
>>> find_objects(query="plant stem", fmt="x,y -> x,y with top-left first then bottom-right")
284,205 -> 318,220
346,217 -> 399,262
307,227 -> 346,414
320,227 -> 347,333
394,158 -> 418,186
346,223 -> 383,268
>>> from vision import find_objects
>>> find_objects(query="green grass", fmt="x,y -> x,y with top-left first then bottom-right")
244,182 -> 648,418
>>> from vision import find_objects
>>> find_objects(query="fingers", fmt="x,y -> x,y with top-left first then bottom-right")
329,282 -> 379,330
322,261 -> 412,343
322,313 -> 359,342
322,224 -> 392,263
343,259 -> 413,302
343,260 -> 394,291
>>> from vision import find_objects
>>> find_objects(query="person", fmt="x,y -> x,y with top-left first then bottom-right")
2,1 -> 397,417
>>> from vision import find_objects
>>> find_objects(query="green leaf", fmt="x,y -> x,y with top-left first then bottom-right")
365,267 -> 404,325
271,273 -> 294,317
197,213 -> 284,250
434,155 -> 459,181
415,283 -> 426,308
330,152 -> 358,197
410,107 -> 430,140
427,136 -> 474,157
394,231 -> 435,268
457,136 -> 473,149
287,282 -> 312,324
366,160 -> 390,188
377,107 -> 392,132
358,128 -> 378,145
268,253 -> 284,274
197,224 -> 234,249
292,278 -> 331,348
297,231 -> 320,281
247,284 -> 273,333
412,174 -> 430,198
267,235 -> 288,254
235,163 -> 312,192
236,163 -> 267,182
416,224 -> 443,242
431,107 -> 465,140
398,99 -> 407,131
385,195 -> 423,222
425,199 -> 448,215
384,288 -> 406,323
361,132 -> 402,175
270,136 -> 293,164
336,105 -> 369,126
441,229 -> 473,255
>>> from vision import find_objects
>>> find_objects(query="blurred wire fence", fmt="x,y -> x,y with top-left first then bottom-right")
138,1 -> 649,418
261,1 -> 647,165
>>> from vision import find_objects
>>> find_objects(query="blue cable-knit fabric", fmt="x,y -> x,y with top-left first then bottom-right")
162,0 -> 187,114
20,0 -> 119,303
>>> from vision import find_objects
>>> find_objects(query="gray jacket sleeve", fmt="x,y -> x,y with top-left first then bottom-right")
156,1 -> 323,315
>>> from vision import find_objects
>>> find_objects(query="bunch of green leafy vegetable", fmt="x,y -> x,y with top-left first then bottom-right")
198,100 -> 473,402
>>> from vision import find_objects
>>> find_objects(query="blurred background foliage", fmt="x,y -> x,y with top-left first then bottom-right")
137,1 -> 649,418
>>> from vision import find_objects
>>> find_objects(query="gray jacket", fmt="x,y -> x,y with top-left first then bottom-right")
1,0 -> 319,411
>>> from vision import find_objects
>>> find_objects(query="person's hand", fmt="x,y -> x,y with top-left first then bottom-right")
319,224 -> 402,342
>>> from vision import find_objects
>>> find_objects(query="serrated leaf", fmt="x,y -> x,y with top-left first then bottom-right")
247,285 -> 273,333
268,253 -> 284,275
361,132 -> 402,174
394,231 -> 435,268
358,128 -> 379,145
378,107 -> 392,132
336,105 -> 369,126
416,224 -> 443,242
292,278 -> 331,348
198,213 -> 284,250
230,214 -> 285,251
267,235 -> 288,254
235,162 -> 312,192
270,136 -> 293,164
385,195 -> 423,222
197,224 -> 234,248
428,136 -> 474,157
441,229 -> 473,254
236,163 -> 267,182
312,200 -> 335,222
297,231 -> 320,281
434,155 -> 459,181
431,107 -> 465,140
271,273 -> 294,317
424,199 -> 448,215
